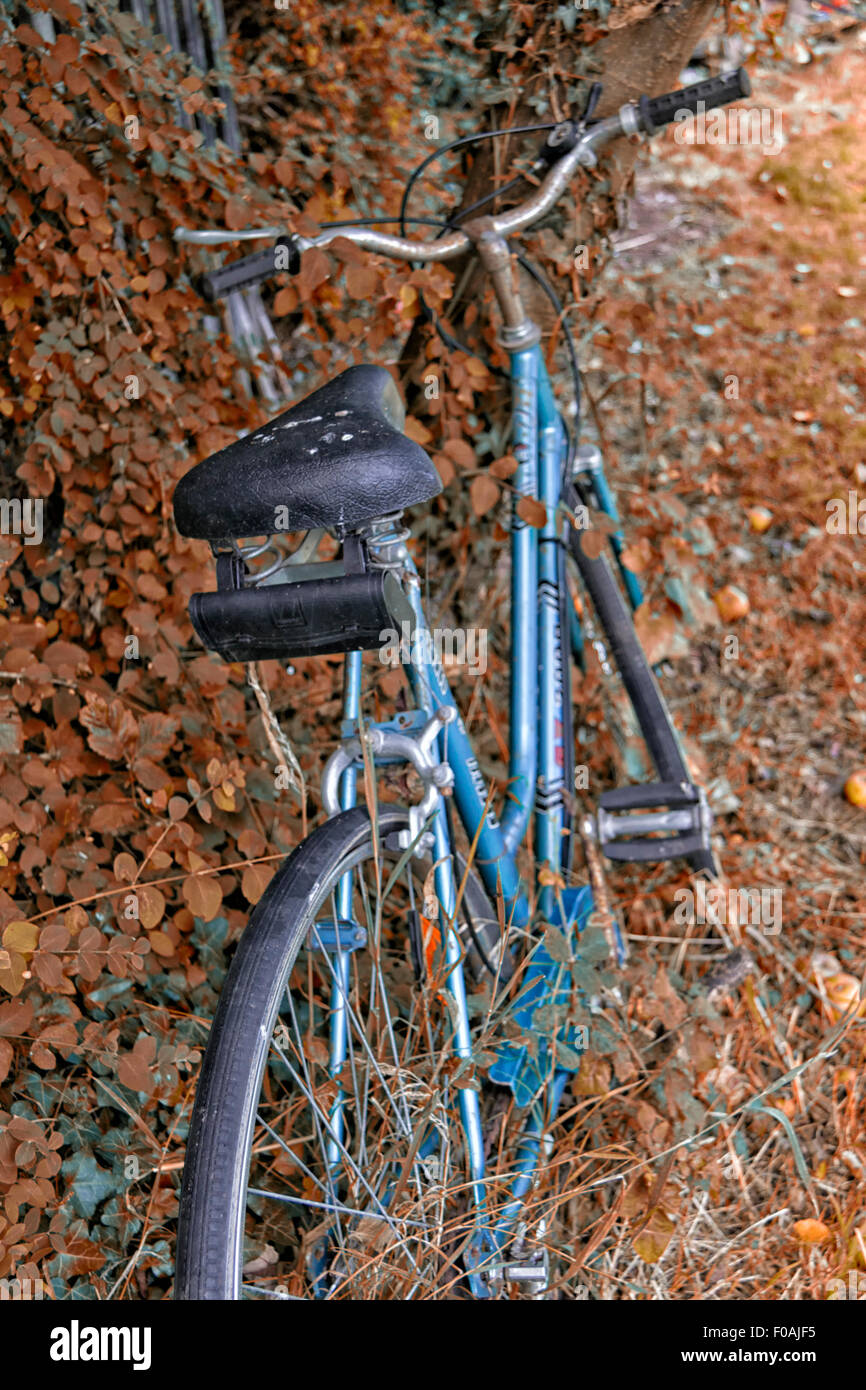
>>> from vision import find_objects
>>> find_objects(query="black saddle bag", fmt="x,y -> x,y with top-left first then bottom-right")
188,568 -> 413,664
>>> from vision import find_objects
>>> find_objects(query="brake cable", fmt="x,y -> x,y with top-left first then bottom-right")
396,122 -> 557,241
319,98 -> 592,434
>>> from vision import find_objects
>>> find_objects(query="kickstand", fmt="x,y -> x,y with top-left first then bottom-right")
577,814 -> 628,966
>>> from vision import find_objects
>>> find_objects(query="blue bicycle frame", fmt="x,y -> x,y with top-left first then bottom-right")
324,340 -> 636,1291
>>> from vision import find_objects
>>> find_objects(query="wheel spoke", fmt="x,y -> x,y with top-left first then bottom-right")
178,813 -> 505,1300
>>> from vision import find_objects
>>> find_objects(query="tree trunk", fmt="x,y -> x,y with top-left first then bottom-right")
399,0 -> 717,379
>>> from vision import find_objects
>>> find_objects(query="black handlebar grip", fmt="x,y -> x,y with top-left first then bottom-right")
640,67 -> 751,136
198,234 -> 301,302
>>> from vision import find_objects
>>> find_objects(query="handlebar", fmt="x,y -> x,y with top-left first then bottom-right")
178,68 -> 751,300
640,66 -> 750,135
197,235 -> 300,301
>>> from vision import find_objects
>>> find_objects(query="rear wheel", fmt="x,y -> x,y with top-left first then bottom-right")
175,805 -> 505,1300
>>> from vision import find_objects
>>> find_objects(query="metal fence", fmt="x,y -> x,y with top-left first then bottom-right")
13,0 -> 289,408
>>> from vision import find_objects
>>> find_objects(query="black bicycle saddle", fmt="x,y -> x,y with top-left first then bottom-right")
173,364 -> 442,540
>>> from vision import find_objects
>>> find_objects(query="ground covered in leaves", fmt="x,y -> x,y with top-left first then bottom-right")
523,43 -> 866,1298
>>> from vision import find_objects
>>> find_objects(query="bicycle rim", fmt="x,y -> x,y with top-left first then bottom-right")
175,805 -> 506,1300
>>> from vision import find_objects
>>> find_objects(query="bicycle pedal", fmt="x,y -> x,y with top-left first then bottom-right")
595,780 -> 712,864
503,1262 -> 548,1284
501,1227 -> 551,1290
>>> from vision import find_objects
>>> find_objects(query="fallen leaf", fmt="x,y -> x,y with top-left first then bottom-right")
792,1219 -> 829,1244
138,886 -> 166,931
714,585 -> 750,621
2,921 -> 38,955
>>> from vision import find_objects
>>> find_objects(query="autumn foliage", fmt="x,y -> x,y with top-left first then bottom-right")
0,0 -> 864,1302
0,0 -> 484,1297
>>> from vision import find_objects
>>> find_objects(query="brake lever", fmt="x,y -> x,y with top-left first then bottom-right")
533,82 -> 604,171
582,81 -> 603,123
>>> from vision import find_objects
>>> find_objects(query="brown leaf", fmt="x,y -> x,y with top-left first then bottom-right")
138,886 -> 165,932
578,526 -> 606,560
571,1053 -> 611,1096
404,416 -> 433,445
432,453 -> 455,486
0,950 -> 26,996
182,873 -> 222,922
242,862 -> 275,905
224,197 -> 250,231
31,1041 -> 55,1069
53,1236 -> 104,1276
132,757 -> 171,791
212,783 -> 237,813
516,496 -> 546,528
2,921 -> 37,955
33,953 -> 64,988
0,997 -> 33,1035
237,829 -> 266,859
346,262 -> 379,299
80,695 -> 138,761
273,285 -> 298,317
442,438 -> 475,468
148,931 -> 175,959
621,538 -> 652,574
470,475 -> 499,517
633,1206 -> 676,1263
114,852 -> 137,883
117,1037 -> 156,1095
205,759 -> 225,788
136,713 -> 180,761
489,454 -> 518,479
634,606 -> 685,666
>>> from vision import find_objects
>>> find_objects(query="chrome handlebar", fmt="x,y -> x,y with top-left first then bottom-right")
174,110 -> 628,262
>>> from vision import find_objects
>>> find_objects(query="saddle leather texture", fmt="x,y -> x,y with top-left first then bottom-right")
173,364 -> 442,540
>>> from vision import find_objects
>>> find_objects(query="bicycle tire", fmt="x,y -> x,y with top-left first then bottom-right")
175,803 -> 503,1300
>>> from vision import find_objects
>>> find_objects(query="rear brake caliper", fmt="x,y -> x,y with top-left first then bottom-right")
321,707 -> 455,856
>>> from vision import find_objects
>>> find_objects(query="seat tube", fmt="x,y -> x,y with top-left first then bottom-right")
326,649 -> 363,1167
536,366 -> 568,920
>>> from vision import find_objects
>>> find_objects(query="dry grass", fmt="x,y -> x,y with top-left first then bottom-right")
437,41 -> 866,1300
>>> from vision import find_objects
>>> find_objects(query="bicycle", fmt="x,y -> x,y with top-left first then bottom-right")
170,68 -> 750,1300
